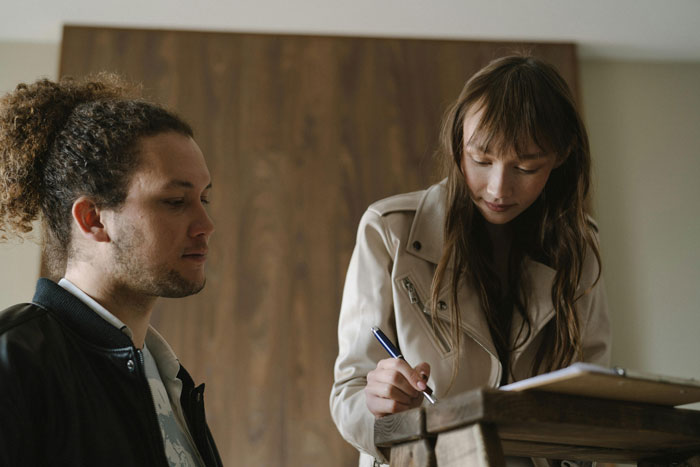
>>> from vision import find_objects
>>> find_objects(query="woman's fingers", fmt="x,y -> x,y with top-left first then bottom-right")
377,358 -> 430,392
413,361 -> 432,392
365,391 -> 421,418
364,358 -> 432,418
367,368 -> 418,401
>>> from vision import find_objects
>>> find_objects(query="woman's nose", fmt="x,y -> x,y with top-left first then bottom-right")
486,167 -> 511,200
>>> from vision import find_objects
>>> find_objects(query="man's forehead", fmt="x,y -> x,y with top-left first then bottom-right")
132,133 -> 211,187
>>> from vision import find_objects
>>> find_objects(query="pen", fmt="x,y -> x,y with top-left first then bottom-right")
371,326 -> 437,404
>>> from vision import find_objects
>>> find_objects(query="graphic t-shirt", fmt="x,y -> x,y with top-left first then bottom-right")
143,344 -> 204,467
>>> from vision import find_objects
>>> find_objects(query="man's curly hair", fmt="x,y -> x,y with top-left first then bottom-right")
0,73 -> 192,268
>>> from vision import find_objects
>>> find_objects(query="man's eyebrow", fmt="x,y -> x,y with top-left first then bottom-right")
163,180 -> 213,190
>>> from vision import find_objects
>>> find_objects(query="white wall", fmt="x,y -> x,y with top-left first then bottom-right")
580,60 -> 700,382
2,0 -> 700,61
1,41 -> 699,386
0,42 -> 58,309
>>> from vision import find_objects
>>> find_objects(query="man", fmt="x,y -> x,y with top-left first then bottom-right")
0,75 -> 221,466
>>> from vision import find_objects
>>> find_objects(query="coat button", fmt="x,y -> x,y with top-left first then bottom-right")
412,241 -> 422,251
126,360 -> 135,372
438,301 -> 448,311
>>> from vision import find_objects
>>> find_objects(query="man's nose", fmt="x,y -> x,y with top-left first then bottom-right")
190,203 -> 215,238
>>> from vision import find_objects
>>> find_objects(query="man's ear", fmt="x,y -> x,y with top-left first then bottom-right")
71,197 -> 110,242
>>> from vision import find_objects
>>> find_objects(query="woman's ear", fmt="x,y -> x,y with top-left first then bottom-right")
71,197 -> 110,242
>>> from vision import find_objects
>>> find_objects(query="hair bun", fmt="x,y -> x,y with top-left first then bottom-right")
0,73 -> 138,239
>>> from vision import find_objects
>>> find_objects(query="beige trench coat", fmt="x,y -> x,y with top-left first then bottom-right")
329,181 -> 611,466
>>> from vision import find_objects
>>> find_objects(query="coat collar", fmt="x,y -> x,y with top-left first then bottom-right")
406,181 -> 446,265
32,278 -> 134,350
405,180 -> 557,360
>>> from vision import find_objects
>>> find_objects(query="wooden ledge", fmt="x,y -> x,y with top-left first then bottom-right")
426,389 -> 700,447
375,406 -> 426,448
374,387 -> 700,463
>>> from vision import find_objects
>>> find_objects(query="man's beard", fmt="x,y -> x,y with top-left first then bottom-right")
111,226 -> 206,298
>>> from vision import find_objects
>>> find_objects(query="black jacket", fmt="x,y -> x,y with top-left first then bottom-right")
0,278 -> 223,467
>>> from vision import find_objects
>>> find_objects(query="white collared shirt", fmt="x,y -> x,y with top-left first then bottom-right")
58,278 -> 205,467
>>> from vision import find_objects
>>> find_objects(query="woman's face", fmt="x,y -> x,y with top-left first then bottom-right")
460,108 -> 559,225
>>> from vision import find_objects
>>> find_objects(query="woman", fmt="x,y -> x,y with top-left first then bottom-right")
330,55 -> 611,466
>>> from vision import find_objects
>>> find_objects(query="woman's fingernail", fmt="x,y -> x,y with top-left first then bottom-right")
417,380 -> 427,390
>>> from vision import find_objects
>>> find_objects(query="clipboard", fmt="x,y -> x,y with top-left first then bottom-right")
500,362 -> 700,406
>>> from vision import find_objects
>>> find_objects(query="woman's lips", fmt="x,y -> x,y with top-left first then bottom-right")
484,201 -> 515,212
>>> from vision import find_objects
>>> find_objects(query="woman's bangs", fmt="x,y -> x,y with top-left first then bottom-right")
468,98 -> 554,157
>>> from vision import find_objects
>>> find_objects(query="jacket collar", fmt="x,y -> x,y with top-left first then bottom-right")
32,278 -> 134,350
405,180 -> 557,358
406,181 -> 446,265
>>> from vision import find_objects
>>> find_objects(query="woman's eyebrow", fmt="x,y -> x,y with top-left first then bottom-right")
517,151 -> 546,161
465,143 -> 489,154
466,141 -> 547,160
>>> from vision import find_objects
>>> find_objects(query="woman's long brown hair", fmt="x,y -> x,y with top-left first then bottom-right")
430,55 -> 601,387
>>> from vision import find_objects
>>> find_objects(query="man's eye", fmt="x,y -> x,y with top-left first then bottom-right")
165,199 -> 185,206
201,198 -> 210,205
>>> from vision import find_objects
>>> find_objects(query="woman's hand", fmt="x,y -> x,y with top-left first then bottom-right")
364,358 -> 431,418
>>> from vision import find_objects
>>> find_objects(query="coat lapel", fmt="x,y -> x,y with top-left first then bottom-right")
405,180 -> 557,362
406,181 -> 497,357
510,260 -> 557,355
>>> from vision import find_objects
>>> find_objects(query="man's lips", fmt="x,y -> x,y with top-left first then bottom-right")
182,249 -> 208,262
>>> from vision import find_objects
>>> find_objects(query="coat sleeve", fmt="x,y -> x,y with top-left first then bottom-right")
329,208 -> 398,463
580,275 -> 612,366
579,238 -> 612,366
0,318 -> 40,467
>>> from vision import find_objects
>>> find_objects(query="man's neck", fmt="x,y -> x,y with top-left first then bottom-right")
64,265 -> 156,349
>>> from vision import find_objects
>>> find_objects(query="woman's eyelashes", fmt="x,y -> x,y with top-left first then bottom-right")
468,154 -> 491,166
468,155 -> 540,174
515,166 -> 539,174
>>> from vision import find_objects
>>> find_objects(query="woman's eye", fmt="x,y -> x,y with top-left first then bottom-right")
470,157 -> 491,166
516,167 -> 538,174
201,198 -> 210,205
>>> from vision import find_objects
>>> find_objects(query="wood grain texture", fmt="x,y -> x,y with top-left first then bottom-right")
424,389 -> 700,463
434,423 -> 505,467
427,389 -> 700,446
58,26 -> 577,466
638,454 -> 700,467
388,439 -> 436,467
500,439 -> 649,463
376,407 -> 426,447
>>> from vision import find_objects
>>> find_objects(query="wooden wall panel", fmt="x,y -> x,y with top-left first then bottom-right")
59,26 -> 577,466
